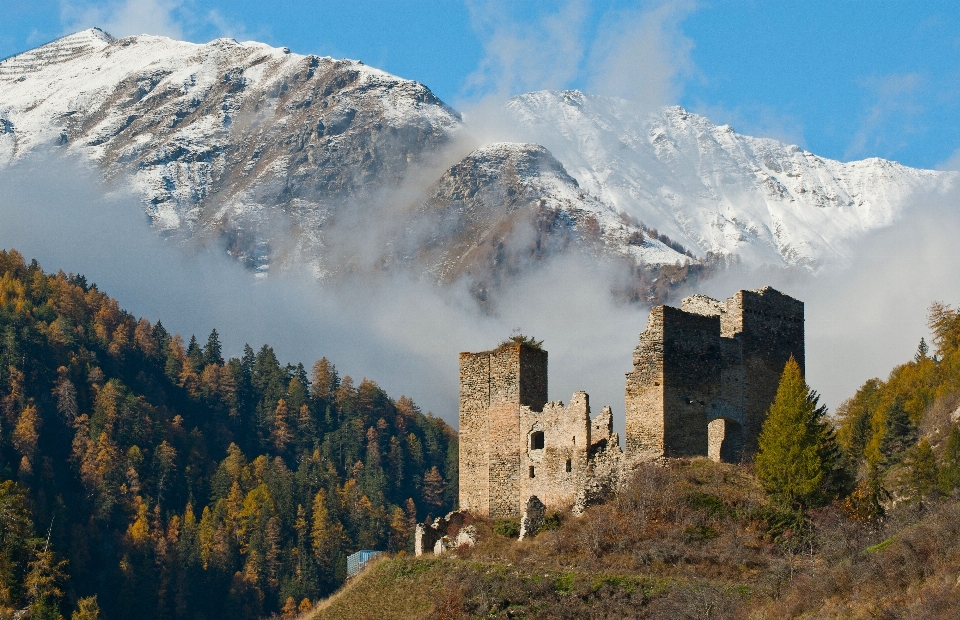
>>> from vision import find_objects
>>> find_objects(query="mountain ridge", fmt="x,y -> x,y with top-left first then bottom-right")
1,28 -> 954,295
504,89 -> 955,270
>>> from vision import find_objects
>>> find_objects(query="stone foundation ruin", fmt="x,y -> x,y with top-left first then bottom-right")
458,286 -> 804,519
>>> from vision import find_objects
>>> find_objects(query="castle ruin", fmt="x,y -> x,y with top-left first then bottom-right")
458,286 -> 804,519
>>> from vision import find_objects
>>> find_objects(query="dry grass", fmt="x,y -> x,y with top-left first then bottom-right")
306,459 -> 960,619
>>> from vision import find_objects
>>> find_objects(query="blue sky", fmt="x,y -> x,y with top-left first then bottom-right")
3,0 -> 959,170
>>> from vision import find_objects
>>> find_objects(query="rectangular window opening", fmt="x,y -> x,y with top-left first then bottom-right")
529,466 -> 535,478
565,459 -> 572,473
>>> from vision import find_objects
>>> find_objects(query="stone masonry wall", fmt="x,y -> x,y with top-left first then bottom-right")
625,307 -> 666,458
519,392 -> 592,512
458,286 -> 802,517
626,286 -> 803,463
458,344 -> 547,518
661,307 -> 722,457
729,287 -> 804,456
458,352 -> 491,516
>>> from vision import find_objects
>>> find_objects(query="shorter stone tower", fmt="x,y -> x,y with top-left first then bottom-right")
458,343 -> 620,518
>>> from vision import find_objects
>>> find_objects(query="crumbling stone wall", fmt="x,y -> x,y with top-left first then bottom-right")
625,306 -> 723,458
457,286 -> 803,518
519,392 -> 592,511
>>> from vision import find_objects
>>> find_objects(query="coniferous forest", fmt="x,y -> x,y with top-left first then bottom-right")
0,249 -> 457,620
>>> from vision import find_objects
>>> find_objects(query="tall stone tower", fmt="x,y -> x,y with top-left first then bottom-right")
459,343 -> 547,518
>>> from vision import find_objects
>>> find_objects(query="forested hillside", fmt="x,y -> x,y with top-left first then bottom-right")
0,249 -> 457,620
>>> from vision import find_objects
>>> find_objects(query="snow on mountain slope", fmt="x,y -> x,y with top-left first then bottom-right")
405,142 -> 687,286
0,30 -> 686,288
505,90 -> 956,270
0,28 -> 463,273
2,31 -> 952,291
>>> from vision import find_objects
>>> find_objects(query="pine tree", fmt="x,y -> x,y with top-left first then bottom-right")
938,426 -> 960,494
310,358 -> 338,401
204,329 -> 224,367
914,337 -> 929,362
755,357 -> 838,508
897,438 -> 938,506
186,335 -> 204,373
25,543 -> 68,620
272,399 -> 292,453
421,466 -> 445,513
878,398 -> 917,465
72,596 -> 100,620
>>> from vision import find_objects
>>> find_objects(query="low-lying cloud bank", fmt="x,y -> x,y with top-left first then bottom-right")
1,153 -> 957,442
0,154 -> 646,433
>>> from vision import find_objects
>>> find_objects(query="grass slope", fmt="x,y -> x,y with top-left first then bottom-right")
308,458 -> 960,619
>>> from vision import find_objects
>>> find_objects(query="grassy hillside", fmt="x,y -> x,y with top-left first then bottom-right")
309,457 -> 960,619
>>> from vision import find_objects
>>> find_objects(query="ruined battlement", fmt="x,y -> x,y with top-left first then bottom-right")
458,287 -> 804,518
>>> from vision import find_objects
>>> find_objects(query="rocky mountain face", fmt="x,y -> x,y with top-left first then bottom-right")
0,29 -> 954,297
505,90 -> 955,270
400,142 -> 688,300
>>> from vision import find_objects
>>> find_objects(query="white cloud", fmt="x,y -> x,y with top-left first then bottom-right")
57,0 -> 252,43
460,0 -> 698,118
60,0 -> 186,39
585,0 -> 696,114
462,0 -> 589,100
0,151 -> 651,433
845,72 -> 925,161
937,146 -> 960,171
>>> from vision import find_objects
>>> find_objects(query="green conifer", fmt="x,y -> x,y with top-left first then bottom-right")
938,425 -> 960,494
755,357 -> 838,508
897,437 -> 938,506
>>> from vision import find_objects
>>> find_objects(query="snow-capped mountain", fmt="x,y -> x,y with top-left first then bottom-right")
403,142 -> 687,290
0,29 -> 954,294
0,29 -> 682,284
505,90 -> 955,269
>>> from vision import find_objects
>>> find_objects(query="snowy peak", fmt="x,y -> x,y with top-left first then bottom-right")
505,90 -> 955,269
0,28 -> 114,75
409,141 -> 687,289
0,27 -> 463,257
0,31 -> 955,302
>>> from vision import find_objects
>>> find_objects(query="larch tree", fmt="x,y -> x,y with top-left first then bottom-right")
755,356 -> 839,509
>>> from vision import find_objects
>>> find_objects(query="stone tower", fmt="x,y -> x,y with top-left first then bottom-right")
458,343 -> 548,518
625,286 -> 804,462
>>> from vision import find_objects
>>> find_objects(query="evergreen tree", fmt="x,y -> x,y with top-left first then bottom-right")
0,250 -> 459,620
72,596 -> 101,620
755,357 -> 839,508
204,329 -> 224,367
938,425 -> 960,494
897,438 -> 938,506
914,337 -> 929,363
880,398 -> 917,463
186,336 -> 204,373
